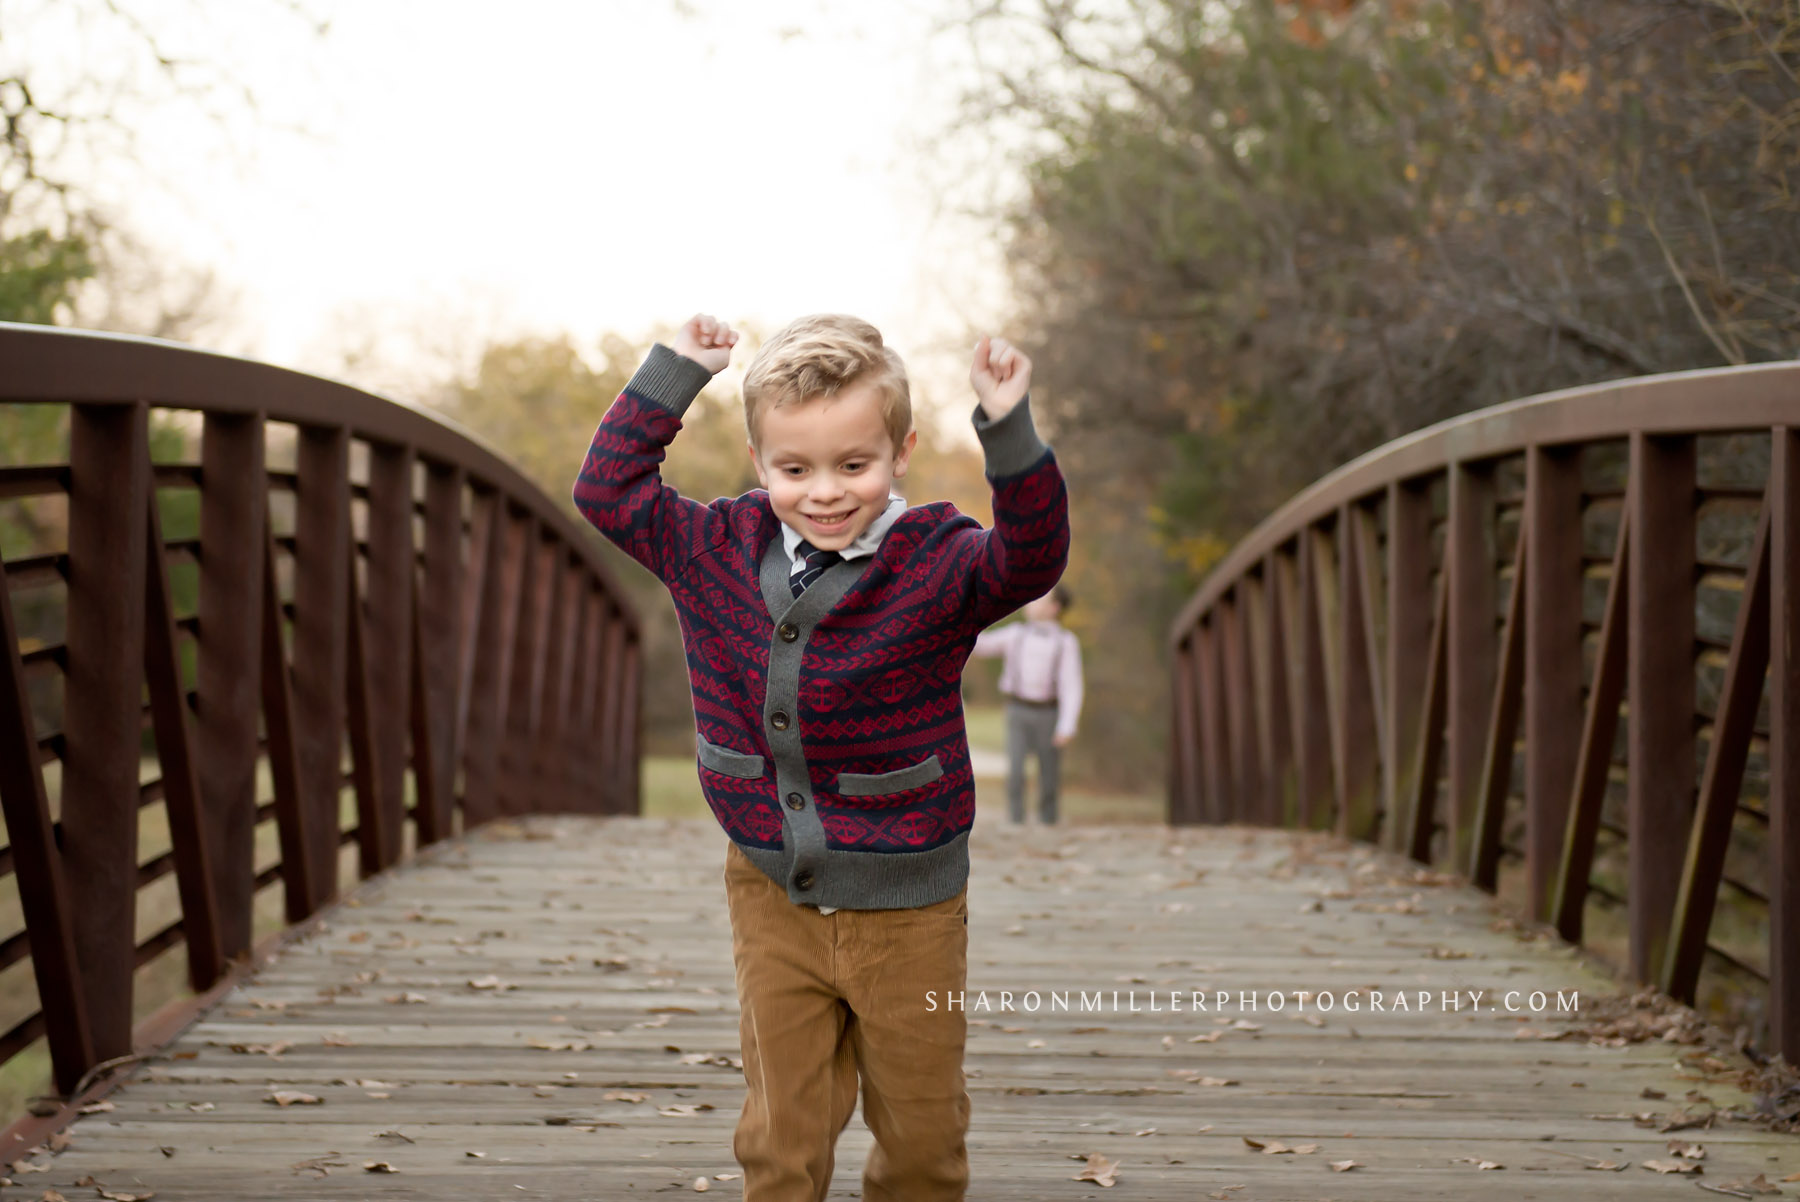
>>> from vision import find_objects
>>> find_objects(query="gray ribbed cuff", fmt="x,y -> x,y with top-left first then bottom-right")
626,342 -> 715,417
972,393 -> 1049,477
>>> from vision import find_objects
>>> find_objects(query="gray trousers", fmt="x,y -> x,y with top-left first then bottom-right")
1004,700 -> 1062,824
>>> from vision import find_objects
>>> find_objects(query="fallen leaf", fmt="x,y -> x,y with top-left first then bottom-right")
693,1177 -> 709,1192
382,992 -> 429,1005
1667,1140 -> 1706,1160
466,975 -> 512,991
603,1091 -> 648,1103
98,1189 -> 155,1201
76,1101 -> 115,1115
363,1161 -> 397,1174
1071,1152 -> 1119,1187
1449,1156 -> 1504,1170
263,1091 -> 322,1107
1330,1159 -> 1362,1172
657,1104 -> 715,1117
1641,1159 -> 1701,1175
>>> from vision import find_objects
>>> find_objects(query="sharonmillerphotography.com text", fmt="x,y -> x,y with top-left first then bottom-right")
923,988 -> 1581,1016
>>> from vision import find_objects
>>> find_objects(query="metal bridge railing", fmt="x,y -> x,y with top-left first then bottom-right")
1166,362 -> 1800,1060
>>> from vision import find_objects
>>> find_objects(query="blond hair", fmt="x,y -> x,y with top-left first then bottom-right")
742,314 -> 911,450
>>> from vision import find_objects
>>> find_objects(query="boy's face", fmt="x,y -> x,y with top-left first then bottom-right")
1023,594 -> 1063,623
748,378 -> 918,552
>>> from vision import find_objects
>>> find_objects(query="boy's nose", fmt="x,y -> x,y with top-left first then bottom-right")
809,475 -> 846,502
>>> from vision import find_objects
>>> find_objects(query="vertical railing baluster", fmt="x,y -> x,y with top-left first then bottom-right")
503,526 -> 552,814
1260,552 -> 1295,826
1447,459 -> 1498,872
415,464 -> 465,844
292,425 -> 350,908
363,443 -> 415,866
537,551 -> 580,813
195,412 -> 266,958
262,518 -> 315,920
1471,522 -> 1527,888
1195,616 -> 1230,823
1525,445 -> 1584,921
1338,504 -> 1379,840
1294,530 -> 1333,829
573,588 -> 607,813
1244,571 -> 1278,826
60,401 -> 149,1062
1627,431 -> 1696,985
345,532 -> 384,877
1219,589 -> 1257,822
1385,478 -> 1433,855
619,637 -> 644,815
595,615 -> 627,812
1769,427 -> 1800,1062
465,506 -> 526,825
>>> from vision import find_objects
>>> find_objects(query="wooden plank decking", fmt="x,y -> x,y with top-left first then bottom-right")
13,814 -> 1796,1200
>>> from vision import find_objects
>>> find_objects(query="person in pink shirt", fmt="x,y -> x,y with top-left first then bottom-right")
971,586 -> 1083,824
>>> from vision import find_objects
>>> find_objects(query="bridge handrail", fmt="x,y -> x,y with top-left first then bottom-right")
1165,360 -> 1800,1061
0,322 -> 644,1103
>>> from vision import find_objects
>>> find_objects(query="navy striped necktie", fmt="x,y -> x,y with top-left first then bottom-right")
790,540 -> 843,598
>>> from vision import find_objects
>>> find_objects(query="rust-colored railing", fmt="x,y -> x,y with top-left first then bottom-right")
0,323 -> 642,1100
1166,363 -> 1800,1060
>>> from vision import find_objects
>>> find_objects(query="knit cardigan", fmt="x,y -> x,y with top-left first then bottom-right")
572,343 -> 1069,909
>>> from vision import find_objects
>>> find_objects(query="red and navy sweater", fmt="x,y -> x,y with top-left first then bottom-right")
572,343 -> 1069,909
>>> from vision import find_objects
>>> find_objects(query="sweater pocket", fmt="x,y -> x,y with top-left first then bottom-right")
696,734 -> 765,780
837,754 -> 944,798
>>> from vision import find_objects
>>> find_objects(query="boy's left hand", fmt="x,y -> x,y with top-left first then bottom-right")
1053,733 -> 1073,748
971,335 -> 1032,419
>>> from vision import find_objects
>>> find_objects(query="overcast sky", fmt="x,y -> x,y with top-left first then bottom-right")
17,0 -> 1034,415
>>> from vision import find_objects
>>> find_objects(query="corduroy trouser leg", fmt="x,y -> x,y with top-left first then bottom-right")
724,840 -> 971,1201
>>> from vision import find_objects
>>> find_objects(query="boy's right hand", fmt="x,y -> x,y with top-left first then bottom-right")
672,313 -> 739,376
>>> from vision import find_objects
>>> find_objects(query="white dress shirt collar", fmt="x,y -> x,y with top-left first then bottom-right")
781,493 -> 907,575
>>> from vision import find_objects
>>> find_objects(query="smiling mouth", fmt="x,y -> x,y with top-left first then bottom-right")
804,509 -> 856,529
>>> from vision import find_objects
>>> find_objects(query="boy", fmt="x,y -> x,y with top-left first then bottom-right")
971,585 -> 1083,825
571,312 -> 1068,1201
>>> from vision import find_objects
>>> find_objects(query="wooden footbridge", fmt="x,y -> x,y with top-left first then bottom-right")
0,324 -> 1795,1198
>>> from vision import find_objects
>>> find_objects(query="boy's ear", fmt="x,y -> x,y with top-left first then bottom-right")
747,439 -> 768,488
892,428 -> 919,478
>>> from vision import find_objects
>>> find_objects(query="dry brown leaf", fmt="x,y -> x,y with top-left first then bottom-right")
97,1189 -> 155,1201
40,1190 -> 66,1202
1667,1140 -> 1706,1160
321,1032 -> 354,1047
603,1091 -> 648,1103
263,1091 -> 322,1107
1071,1152 -> 1119,1187
692,1177 -> 709,1192
1329,1159 -> 1362,1172
76,1100 -> 115,1115
1641,1159 -> 1702,1175
362,1161 -> 398,1174
1450,1156 -> 1504,1170
657,1104 -> 714,1117
382,992 -> 428,1005
1242,1137 -> 1297,1154
466,975 -> 512,991
1187,1031 -> 1223,1043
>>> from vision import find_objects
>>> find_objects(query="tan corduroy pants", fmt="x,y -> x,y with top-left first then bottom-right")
723,840 -> 972,1201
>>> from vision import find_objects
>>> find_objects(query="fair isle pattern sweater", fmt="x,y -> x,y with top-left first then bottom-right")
572,343 -> 1070,909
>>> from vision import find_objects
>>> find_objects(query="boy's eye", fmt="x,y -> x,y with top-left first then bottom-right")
782,466 -> 805,476
842,462 -> 865,472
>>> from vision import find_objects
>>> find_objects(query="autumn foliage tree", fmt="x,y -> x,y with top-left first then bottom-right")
943,0 -> 1800,789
